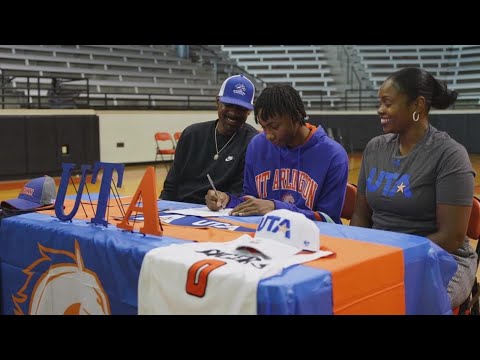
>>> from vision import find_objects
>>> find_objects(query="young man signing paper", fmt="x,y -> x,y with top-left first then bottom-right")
205,84 -> 348,223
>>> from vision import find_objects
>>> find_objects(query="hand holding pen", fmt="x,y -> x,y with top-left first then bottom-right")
205,174 -> 229,211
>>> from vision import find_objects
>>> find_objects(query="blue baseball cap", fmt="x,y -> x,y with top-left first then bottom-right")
218,74 -> 255,110
1,175 -> 56,211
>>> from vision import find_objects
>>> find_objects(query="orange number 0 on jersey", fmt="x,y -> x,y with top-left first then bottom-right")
186,259 -> 226,297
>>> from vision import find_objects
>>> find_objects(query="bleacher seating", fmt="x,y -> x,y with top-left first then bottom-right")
354,45 -> 480,106
189,45 -> 237,73
3,45 -> 480,110
221,45 -> 339,107
0,45 -> 226,108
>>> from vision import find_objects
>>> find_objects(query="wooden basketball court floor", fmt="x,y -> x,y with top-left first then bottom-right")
2,152 -> 479,201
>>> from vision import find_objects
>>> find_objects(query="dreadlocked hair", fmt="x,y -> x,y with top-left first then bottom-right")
254,84 -> 307,125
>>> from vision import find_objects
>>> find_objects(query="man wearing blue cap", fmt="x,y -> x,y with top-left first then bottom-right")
160,75 -> 259,204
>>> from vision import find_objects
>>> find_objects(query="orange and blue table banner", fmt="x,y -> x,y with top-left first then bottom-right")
0,199 -> 456,315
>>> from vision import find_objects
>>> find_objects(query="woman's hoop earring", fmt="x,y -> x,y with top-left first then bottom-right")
413,111 -> 420,122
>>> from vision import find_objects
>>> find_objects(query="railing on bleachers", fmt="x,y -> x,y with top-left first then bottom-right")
0,73 -> 90,109
1,72 -> 478,111
0,73 -> 218,110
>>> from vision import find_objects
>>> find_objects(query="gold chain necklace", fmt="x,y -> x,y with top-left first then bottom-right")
214,122 -> 237,160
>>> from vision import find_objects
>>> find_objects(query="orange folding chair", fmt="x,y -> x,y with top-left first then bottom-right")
154,132 -> 176,170
456,196 -> 480,315
341,183 -> 357,221
173,131 -> 182,146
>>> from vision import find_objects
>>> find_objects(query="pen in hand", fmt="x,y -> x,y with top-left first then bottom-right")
206,173 -> 224,209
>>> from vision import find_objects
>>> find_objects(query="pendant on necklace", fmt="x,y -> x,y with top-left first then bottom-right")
214,154 -> 219,160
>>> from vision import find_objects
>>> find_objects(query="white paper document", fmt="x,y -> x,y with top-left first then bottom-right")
163,206 -> 233,217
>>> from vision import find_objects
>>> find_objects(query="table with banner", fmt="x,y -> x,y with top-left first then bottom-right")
0,198 -> 457,315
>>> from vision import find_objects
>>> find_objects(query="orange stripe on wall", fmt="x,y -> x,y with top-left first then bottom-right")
307,236 -> 405,315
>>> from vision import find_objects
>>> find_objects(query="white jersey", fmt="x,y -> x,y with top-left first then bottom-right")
138,235 -> 332,315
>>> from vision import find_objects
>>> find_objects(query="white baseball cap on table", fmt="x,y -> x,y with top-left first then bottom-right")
235,209 -> 321,259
